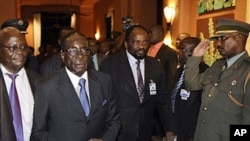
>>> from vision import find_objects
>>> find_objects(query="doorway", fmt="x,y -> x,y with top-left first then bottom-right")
41,12 -> 71,45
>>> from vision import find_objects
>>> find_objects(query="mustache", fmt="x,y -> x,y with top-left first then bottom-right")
136,48 -> 146,52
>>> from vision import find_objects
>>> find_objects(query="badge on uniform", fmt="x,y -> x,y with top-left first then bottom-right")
180,89 -> 190,100
149,79 -> 156,95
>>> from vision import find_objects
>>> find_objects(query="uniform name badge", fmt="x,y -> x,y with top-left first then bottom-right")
149,82 -> 156,95
180,89 -> 190,100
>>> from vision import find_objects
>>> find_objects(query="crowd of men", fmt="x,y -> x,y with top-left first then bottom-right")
0,17 -> 250,141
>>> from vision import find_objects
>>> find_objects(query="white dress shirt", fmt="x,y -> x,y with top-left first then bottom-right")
65,67 -> 91,106
126,50 -> 145,90
0,64 -> 34,141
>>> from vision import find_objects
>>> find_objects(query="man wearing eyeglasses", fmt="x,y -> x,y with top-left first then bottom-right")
31,31 -> 120,141
0,26 -> 41,141
184,18 -> 250,141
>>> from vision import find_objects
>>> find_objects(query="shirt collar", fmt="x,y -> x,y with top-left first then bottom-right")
0,64 -> 25,76
126,50 -> 145,65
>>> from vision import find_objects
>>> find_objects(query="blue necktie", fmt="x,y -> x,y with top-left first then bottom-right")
7,73 -> 24,141
136,60 -> 144,103
171,68 -> 185,113
78,78 -> 90,116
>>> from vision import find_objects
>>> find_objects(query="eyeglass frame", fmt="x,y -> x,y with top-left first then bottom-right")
0,43 -> 29,52
62,47 -> 91,56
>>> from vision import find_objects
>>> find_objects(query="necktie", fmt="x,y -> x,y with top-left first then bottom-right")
136,60 -> 144,103
171,68 -> 185,113
7,73 -> 24,141
78,78 -> 90,116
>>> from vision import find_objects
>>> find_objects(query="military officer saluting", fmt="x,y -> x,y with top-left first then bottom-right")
184,18 -> 250,141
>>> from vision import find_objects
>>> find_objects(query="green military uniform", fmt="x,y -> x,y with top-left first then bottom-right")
184,18 -> 250,141
185,54 -> 250,141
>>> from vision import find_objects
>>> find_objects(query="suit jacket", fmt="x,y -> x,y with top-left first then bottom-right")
99,51 -> 175,141
150,44 -> 178,136
31,68 -> 120,141
174,62 -> 208,141
185,53 -> 250,141
97,53 -> 109,67
0,68 -> 41,141
39,53 -> 64,77
154,44 -> 178,93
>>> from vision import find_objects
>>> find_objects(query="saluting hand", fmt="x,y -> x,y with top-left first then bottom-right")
192,39 -> 210,57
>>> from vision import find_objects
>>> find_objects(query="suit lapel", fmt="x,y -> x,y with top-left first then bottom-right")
58,70 -> 86,118
120,52 -> 141,104
87,71 -> 103,120
143,57 -> 153,104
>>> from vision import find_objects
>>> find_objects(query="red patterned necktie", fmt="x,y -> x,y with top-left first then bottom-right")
7,73 -> 24,141
136,60 -> 144,103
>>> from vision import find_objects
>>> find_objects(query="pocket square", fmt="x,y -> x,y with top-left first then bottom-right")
102,100 -> 107,106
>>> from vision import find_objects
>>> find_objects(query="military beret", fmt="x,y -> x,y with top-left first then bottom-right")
1,18 -> 29,34
209,18 -> 250,40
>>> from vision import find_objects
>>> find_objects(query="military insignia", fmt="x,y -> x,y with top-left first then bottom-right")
17,20 -> 24,25
231,80 -> 237,85
221,65 -> 227,71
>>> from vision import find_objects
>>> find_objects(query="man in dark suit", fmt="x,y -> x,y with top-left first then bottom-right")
147,24 -> 178,141
0,26 -> 41,141
148,24 -> 178,93
31,31 -> 120,141
172,37 -> 209,141
100,25 -> 175,141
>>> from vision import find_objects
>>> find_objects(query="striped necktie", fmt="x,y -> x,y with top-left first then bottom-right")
171,67 -> 185,113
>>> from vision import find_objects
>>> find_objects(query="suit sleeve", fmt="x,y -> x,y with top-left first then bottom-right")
101,76 -> 121,141
164,49 -> 178,93
185,57 -> 205,91
156,63 -> 176,132
31,82 -> 57,141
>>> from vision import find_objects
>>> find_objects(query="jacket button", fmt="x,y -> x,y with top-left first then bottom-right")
202,120 -> 205,123
203,107 -> 208,111
214,83 -> 218,86
208,94 -> 212,98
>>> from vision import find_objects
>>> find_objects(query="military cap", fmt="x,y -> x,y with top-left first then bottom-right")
209,18 -> 250,40
1,18 -> 29,34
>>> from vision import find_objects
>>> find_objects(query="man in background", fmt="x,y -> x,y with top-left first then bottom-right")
147,24 -> 178,141
175,32 -> 190,68
172,37 -> 208,141
39,26 -> 75,77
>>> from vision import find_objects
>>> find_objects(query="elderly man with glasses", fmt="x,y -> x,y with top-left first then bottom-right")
31,31 -> 120,141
